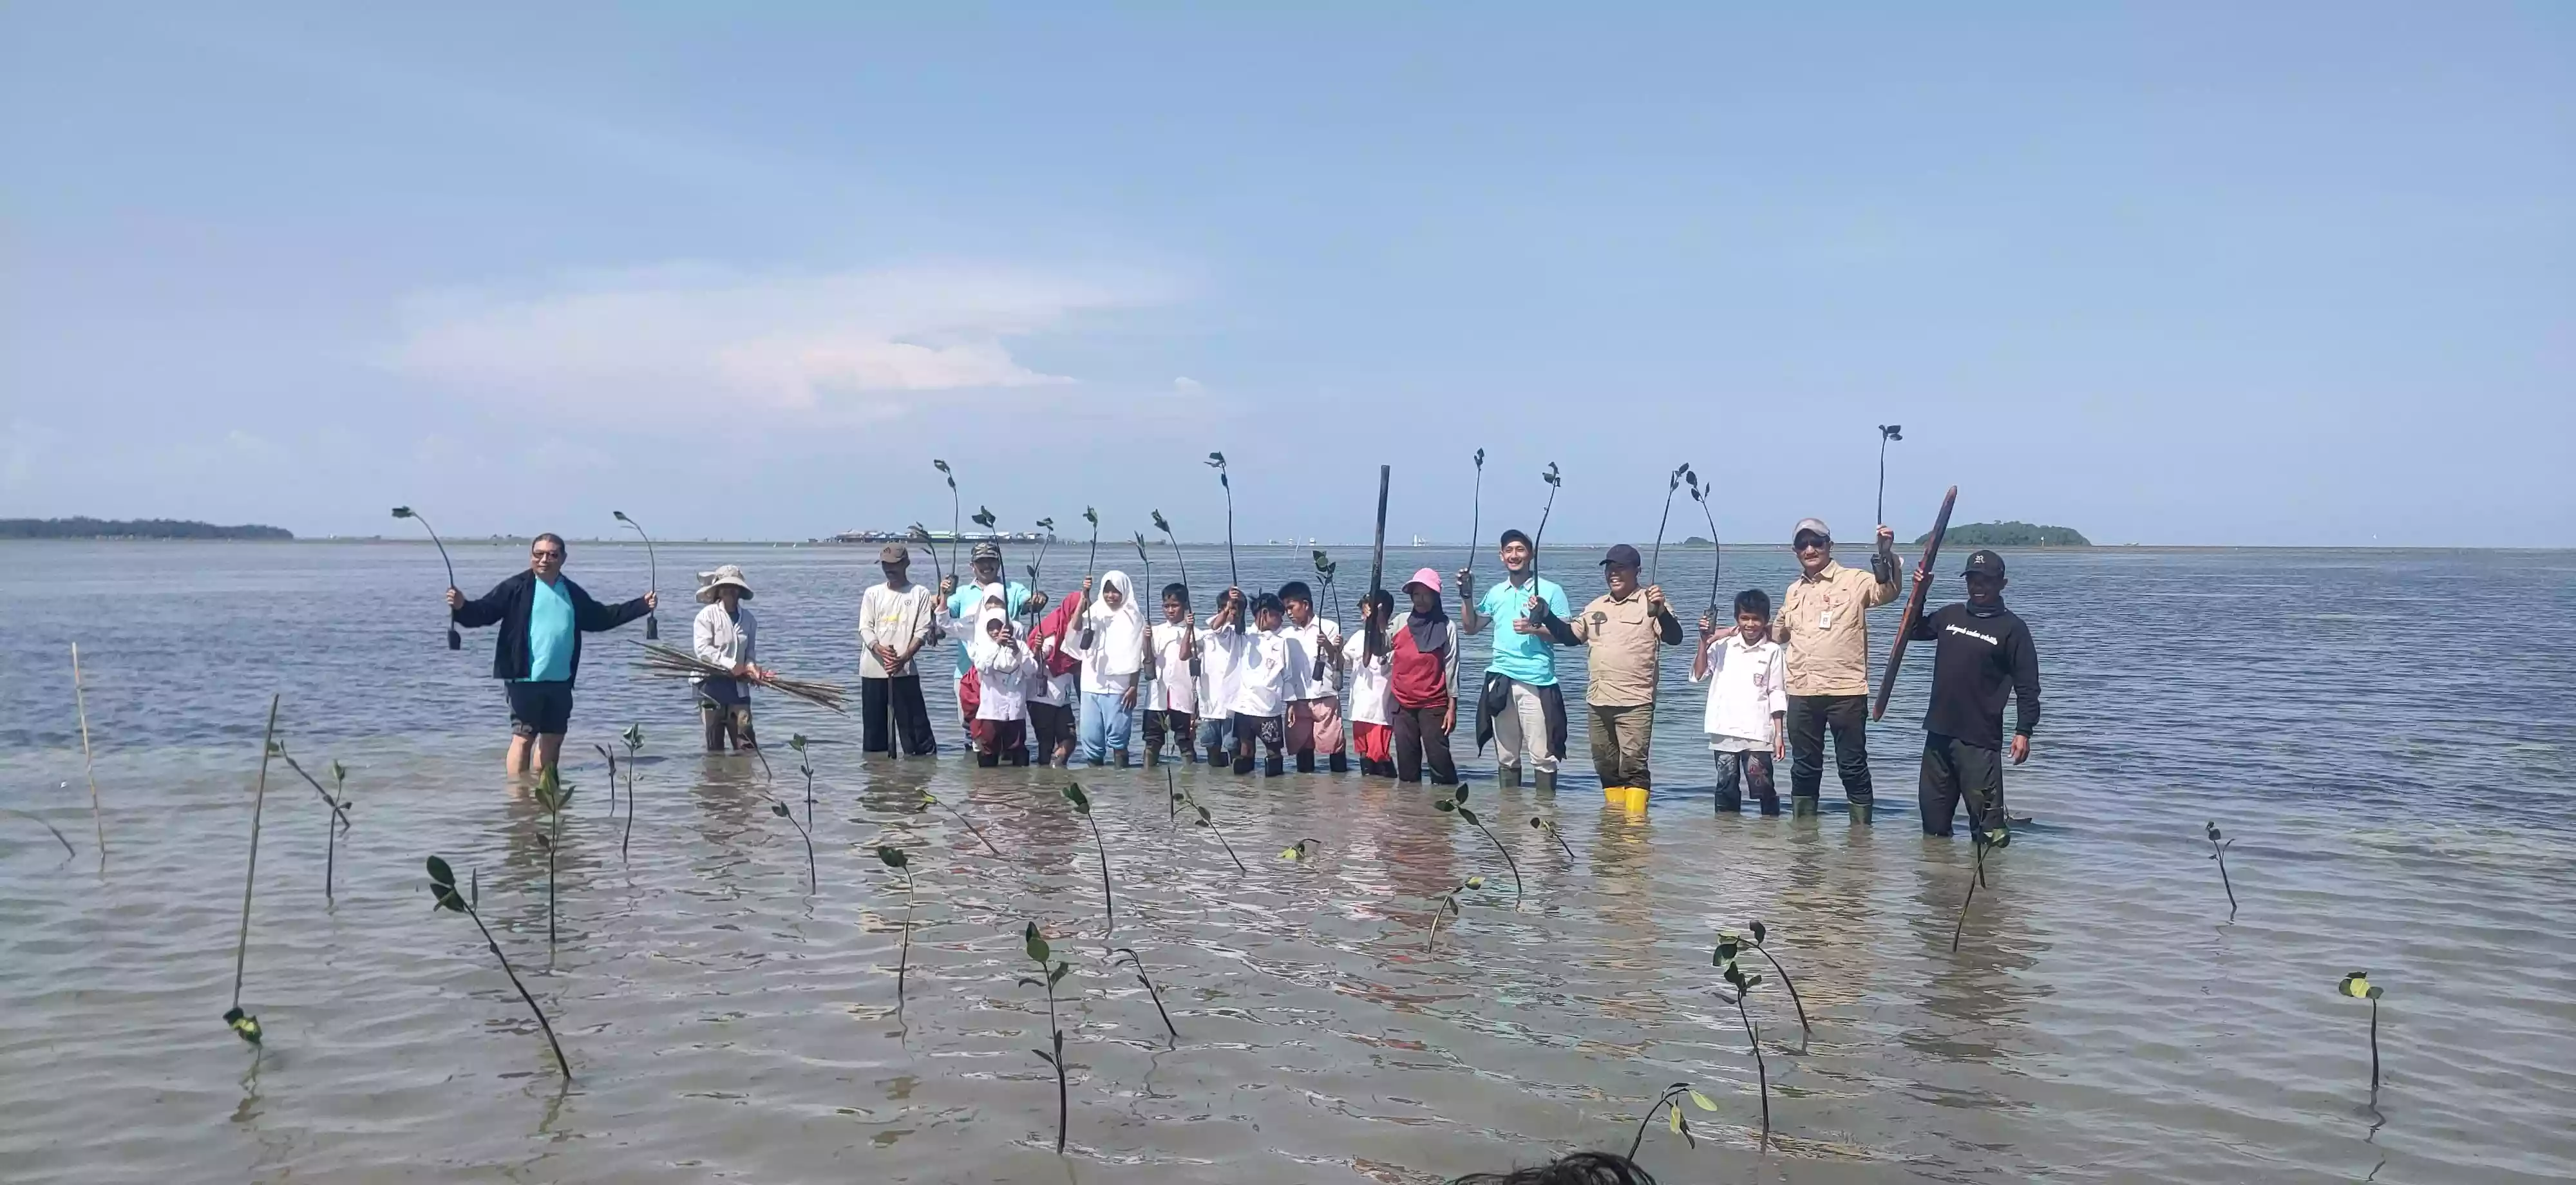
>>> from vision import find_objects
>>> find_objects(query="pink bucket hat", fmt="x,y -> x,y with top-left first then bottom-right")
1404,567 -> 1443,593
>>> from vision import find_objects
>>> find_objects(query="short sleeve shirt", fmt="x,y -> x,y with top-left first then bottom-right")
1477,576 -> 1571,686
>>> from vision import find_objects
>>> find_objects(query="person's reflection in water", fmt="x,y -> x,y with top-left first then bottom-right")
858,746 -> 937,819
1903,842 -> 2050,1064
688,757 -> 770,893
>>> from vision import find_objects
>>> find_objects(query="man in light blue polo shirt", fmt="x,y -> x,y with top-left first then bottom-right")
1457,528 -> 1573,793
941,539 -> 1048,746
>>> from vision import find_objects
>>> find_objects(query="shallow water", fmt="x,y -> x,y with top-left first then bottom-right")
3,540 -> 2573,1183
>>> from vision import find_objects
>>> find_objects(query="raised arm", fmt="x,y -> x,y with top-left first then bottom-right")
451,576 -> 515,629
1456,571 -> 1485,634
573,582 -> 652,632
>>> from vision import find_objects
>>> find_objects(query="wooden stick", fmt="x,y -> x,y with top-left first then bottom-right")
233,694 -> 279,1011
1874,486 -> 1958,721
72,645 -> 103,864
1367,465 -> 1390,653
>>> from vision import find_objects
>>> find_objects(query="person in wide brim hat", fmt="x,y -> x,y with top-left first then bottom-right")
691,565 -> 767,752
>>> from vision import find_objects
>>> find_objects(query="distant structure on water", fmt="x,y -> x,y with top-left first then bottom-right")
828,528 -> 1046,544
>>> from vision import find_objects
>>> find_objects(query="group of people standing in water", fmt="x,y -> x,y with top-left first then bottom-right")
444,515 -> 2040,841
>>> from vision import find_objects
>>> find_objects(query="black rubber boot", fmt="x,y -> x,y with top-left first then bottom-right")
976,750 -> 1000,768
1715,790 -> 1742,814
1533,769 -> 1557,796
1295,752 -> 1316,773
1112,748 -> 1130,769
1497,763 -> 1523,788
1756,793 -> 1782,817
1264,754 -> 1286,777
1328,752 -> 1349,773
1792,795 -> 1820,818
1208,744 -> 1229,767
1234,755 -> 1256,776
1851,801 -> 1875,825
1144,745 -> 1161,768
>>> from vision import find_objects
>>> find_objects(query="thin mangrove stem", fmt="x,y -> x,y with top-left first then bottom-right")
1951,840 -> 1986,953
274,752 -> 353,829
1085,811 -> 1115,938
232,696 -> 279,1012
6,808 -> 76,859
464,898 -> 571,1080
1473,820 -> 1523,907
931,793 -> 1004,858
895,870 -> 914,1004
1117,948 -> 1180,1043
72,644 -> 103,864
1752,941 -> 1811,1042
1737,994 -> 1770,1133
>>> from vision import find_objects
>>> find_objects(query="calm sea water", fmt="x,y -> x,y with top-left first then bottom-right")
3,540 -> 2572,1184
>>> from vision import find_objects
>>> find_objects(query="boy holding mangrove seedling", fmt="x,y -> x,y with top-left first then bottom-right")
1280,580 -> 1348,773
1774,517 -> 1900,821
689,565 -> 768,753
1459,528 -> 1573,793
966,605 -> 1033,766
1345,589 -> 1399,777
941,541 -> 1048,746
1195,587 -> 1249,766
858,544 -> 942,757
1227,592 -> 1293,776
1387,569 -> 1462,784
446,532 -> 657,775
1063,571 -> 1151,767
1693,589 -> 1788,815
1141,583 -> 1199,766
1531,545 -> 1682,802
1025,591 -> 1083,766
1905,549 -> 2041,841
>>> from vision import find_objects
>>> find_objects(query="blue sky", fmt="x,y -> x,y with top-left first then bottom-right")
5,4 -> 2569,546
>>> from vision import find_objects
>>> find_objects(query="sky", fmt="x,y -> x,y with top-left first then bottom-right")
4,3 -> 2570,547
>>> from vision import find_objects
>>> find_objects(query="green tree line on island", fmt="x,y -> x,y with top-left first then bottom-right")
1,517 -> 294,540
1914,521 -> 2090,547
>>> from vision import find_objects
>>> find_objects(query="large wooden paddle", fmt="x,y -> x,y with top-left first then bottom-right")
1365,465 -> 1390,654
1872,485 -> 1958,721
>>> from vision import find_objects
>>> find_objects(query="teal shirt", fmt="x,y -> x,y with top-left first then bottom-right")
1477,575 -> 1571,686
947,581 -> 1032,676
524,576 -> 576,683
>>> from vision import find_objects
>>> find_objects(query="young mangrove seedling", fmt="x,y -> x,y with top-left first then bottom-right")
1062,783 -> 1115,938
790,733 -> 817,829
592,743 -> 618,819
322,761 -> 350,905
5,806 -> 77,861
1113,947 -> 1180,1043
1532,462 -> 1564,564
531,766 -> 573,949
1206,451 -> 1238,587
1151,509 -> 1188,589
2338,971 -> 2388,1101
1712,937 -> 1773,1135
2206,820 -> 2237,920
225,695 -> 280,1050
1018,923 -> 1073,1153
1168,772 -> 1247,875
618,723 -> 643,862
268,739 -> 355,831
1625,1081 -> 1719,1161
1032,517 -> 1058,589
1733,920 -> 1810,1045
71,643 -> 104,862
767,795 -> 816,895
611,510 -> 661,640
923,788 -> 1005,858
1685,466 -> 1722,613
1529,815 -> 1577,862
1279,839 -> 1320,862
426,855 -> 571,1081
1435,782 -> 1523,907
1423,876 -> 1484,953
390,506 -> 462,650
931,459 -> 961,575
906,522 -> 943,589
1950,827 -> 1996,953
878,846 -> 914,1003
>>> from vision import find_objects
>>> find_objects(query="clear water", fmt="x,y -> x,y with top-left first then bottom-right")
3,540 -> 2571,1183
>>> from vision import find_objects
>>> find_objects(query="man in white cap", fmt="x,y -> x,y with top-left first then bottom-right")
691,564 -> 767,752
1773,517 -> 1900,821
859,542 -> 942,756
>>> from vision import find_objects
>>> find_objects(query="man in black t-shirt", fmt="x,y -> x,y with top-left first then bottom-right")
1905,549 -> 2041,841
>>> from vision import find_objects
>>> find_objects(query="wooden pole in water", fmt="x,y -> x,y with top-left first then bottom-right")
1367,465 -> 1390,652
1873,486 -> 1958,721
73,645 -> 103,864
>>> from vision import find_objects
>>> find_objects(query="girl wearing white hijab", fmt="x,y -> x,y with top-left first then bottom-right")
1065,569 -> 1151,766
967,602 -> 1032,766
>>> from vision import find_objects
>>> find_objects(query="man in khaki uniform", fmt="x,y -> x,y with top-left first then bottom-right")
1534,544 -> 1683,794
1773,517 -> 1899,821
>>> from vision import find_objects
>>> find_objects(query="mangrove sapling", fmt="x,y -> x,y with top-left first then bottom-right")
1711,938 -> 1773,1135
932,459 -> 961,576
923,788 -> 1005,858
1034,516 -> 1058,583
1949,827 -> 1995,953
1206,452 -> 1238,587
592,743 -> 618,819
1738,920 -> 1810,1046
1168,774 -> 1247,875
1074,507 -> 1101,645
1434,783 -> 1523,907
1113,947 -> 1180,1043
1132,532 -> 1153,600
1018,923 -> 1073,1153
906,523 -> 943,589
426,855 -> 571,1080
1465,448 -> 1486,585
390,506 -> 462,650
1529,815 -> 1577,862
1312,551 -> 1344,627
2206,821 -> 2238,920
611,510 -> 660,640
1062,783 -> 1115,938
323,761 -> 350,905
1423,876 -> 1484,953
531,767 -> 573,949
72,643 -> 104,861
767,795 -> 816,895
268,741 -> 354,830
1685,468 -> 1721,613
1875,424 -> 1903,527
1626,1081 -> 1720,1160
1151,510 -> 1188,589
1648,462 -> 1690,588
618,723 -> 643,862
1279,839 -> 1320,862
6,807 -> 76,860
2338,972 -> 2388,1101
878,846 -> 914,1003
225,695 -> 281,1050
1531,462 -> 1563,576
790,733 -> 816,830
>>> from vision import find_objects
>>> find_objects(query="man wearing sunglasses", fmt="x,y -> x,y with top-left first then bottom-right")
1772,517 -> 1899,822
448,532 -> 658,775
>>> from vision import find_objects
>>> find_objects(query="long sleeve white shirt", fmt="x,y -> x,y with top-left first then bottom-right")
971,634 -> 1032,721
691,603 -> 755,692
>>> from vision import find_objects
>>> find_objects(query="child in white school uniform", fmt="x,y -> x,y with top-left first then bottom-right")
1278,580 -> 1347,773
1227,591 -> 1293,777
1142,582 -> 1199,766
1195,587 -> 1248,766
965,600 -> 1034,767
1692,588 -> 1788,814
1342,589 -> 1397,778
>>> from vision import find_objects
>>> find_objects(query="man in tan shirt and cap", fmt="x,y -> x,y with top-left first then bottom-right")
1533,544 -> 1683,797
1773,517 -> 1899,821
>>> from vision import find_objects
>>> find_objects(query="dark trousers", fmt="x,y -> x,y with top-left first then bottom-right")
862,676 -> 938,756
1714,749 -> 1778,813
1919,733 -> 2006,837
1392,702 -> 1457,784
1786,694 -> 1873,804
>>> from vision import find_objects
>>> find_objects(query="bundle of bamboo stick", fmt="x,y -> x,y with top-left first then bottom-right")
630,641 -> 848,714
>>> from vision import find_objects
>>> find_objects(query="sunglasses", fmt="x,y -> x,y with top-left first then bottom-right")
1794,537 -> 1829,551
531,549 -> 564,560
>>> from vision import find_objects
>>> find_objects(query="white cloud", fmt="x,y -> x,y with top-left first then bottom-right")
385,263 -> 1167,417
1173,375 -> 1204,392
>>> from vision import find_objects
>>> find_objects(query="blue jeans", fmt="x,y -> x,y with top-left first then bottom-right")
1195,712 -> 1234,754
1079,691 -> 1133,763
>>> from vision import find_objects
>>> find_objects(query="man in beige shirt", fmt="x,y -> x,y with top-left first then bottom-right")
1772,517 -> 1899,821
1534,544 -> 1683,793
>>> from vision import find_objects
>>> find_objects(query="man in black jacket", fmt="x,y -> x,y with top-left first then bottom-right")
446,533 -> 657,774
1906,549 -> 2040,842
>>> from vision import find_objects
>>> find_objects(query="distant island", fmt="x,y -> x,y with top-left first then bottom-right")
1,517 -> 294,541
1919,521 -> 2090,547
